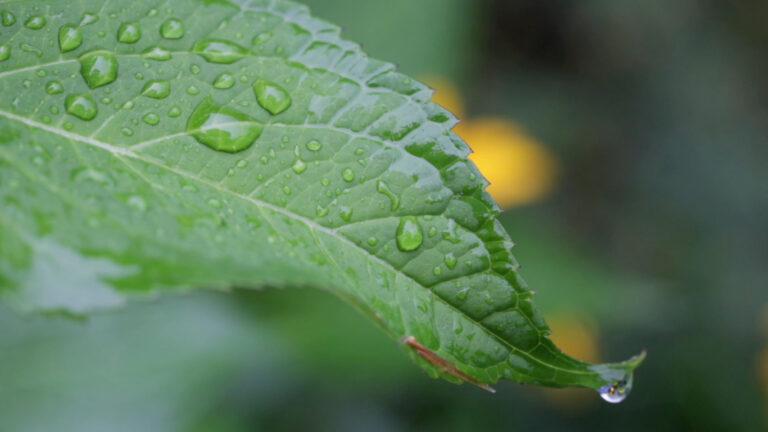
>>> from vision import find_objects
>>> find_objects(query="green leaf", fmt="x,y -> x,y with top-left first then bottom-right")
0,0 -> 644,397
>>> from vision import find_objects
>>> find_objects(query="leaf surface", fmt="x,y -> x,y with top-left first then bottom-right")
0,0 -> 643,395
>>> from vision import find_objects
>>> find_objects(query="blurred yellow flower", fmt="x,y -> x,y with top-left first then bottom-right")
425,77 -> 557,208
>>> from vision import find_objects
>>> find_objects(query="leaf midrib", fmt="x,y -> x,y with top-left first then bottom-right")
0,108 -> 601,379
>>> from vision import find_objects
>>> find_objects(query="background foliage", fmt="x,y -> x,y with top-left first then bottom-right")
1,0 -> 766,430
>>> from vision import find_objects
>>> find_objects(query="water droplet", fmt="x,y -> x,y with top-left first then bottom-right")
187,97 -> 263,153
36,69 -> 47,77
207,198 -> 222,209
189,64 -> 201,75
1,11 -> 16,27
456,287 -> 469,301
306,139 -> 322,151
79,51 -> 118,88
143,46 -> 171,61
65,94 -> 98,120
192,38 -> 248,64
127,196 -> 147,211
20,43 -> 42,57
0,44 -> 10,62
433,266 -> 442,276
134,72 -> 145,80
122,101 -> 135,110
236,160 -> 248,168
340,206 -> 353,222
45,80 -> 63,95
444,253 -> 457,269
396,217 -> 423,251
367,237 -> 379,247
142,80 -> 170,99
252,32 -> 271,45
213,72 -> 235,89
58,25 -> 83,52
117,22 -> 141,43
598,376 -> 632,404
160,18 -> 184,39
315,205 -> 329,217
291,159 -> 307,174
147,8 -> 158,17
342,168 -> 355,182
376,180 -> 400,210
121,127 -> 134,136
24,15 -> 46,30
80,13 -> 98,26
71,167 -> 112,185
253,79 -> 291,115
168,105 -> 182,117
282,185 -> 292,195
186,85 -> 200,95
428,226 -> 438,237
142,113 -> 159,125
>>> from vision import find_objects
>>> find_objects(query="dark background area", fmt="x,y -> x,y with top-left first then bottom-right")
1,1 -> 766,430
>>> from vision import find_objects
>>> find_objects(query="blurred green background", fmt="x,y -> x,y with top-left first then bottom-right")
2,0 -> 767,430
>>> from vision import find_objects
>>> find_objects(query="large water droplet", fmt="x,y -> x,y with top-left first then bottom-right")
213,72 -> 235,89
160,18 -> 184,39
253,79 -> 291,115
117,22 -> 141,43
58,25 -> 82,52
187,97 -> 263,153
192,39 -> 248,64
65,94 -> 98,120
598,376 -> 632,404
79,51 -> 118,88
0,44 -> 9,62
292,159 -> 307,174
1,11 -> 16,27
444,253 -> 457,269
143,46 -> 171,61
24,15 -> 46,30
142,80 -> 170,99
396,216 -> 423,251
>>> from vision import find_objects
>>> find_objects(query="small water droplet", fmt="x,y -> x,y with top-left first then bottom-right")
79,51 -> 118,88
342,168 -> 355,182
192,38 -> 248,64
207,198 -> 222,209
444,253 -> 457,269
142,80 -> 170,99
168,105 -> 182,117
36,69 -> 47,77
101,97 -> 112,104
117,22 -> 141,43
65,93 -> 98,120
1,11 -> 16,27
0,45 -> 12,62
396,216 -> 423,251
58,25 -> 83,52
147,8 -> 158,17
142,113 -> 159,125
433,266 -> 442,276
376,180 -> 400,210
24,15 -> 46,30
80,13 -> 98,26
253,79 -> 291,115
160,18 -> 184,39
292,159 -> 307,174
213,72 -> 235,89
71,167 -> 112,185
306,139 -> 322,151
134,72 -> 145,80
121,127 -> 134,136
340,206 -> 353,222
127,196 -> 147,211
315,205 -> 329,217
282,185 -> 292,195
187,97 -> 263,153
598,376 -> 632,404
236,160 -> 248,168
143,46 -> 172,61
321,177 -> 330,187
367,237 -> 379,247
456,287 -> 469,301
186,85 -> 200,95
252,32 -> 271,45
